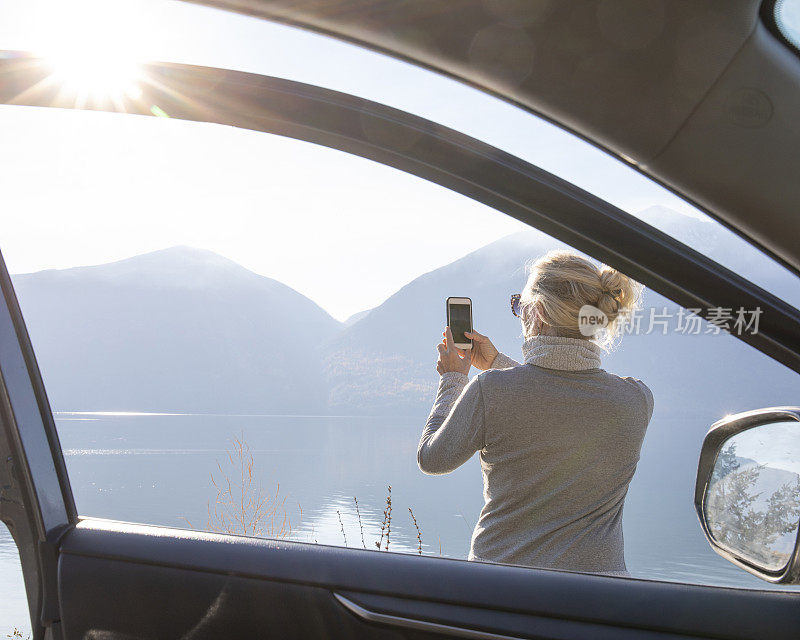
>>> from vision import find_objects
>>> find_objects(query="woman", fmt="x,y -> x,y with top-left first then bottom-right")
418,250 -> 653,576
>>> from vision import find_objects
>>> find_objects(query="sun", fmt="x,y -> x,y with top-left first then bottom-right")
36,0 -> 147,103
49,51 -> 143,102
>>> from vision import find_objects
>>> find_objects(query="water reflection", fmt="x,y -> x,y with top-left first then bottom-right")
56,413 -> 482,559
3,412 -> 800,634
0,523 -> 28,637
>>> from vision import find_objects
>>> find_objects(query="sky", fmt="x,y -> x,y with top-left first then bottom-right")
730,420 -> 800,475
0,0 -> 797,321
779,0 -> 800,49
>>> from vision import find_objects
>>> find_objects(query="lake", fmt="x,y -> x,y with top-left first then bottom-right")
1,412 -> 795,634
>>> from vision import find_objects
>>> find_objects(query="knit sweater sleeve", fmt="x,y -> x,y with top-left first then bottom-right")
417,372 -> 486,475
491,352 -> 521,369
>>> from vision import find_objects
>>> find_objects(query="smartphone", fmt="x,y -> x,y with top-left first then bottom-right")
446,297 -> 473,350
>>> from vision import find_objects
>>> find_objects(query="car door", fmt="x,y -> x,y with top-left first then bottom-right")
2,46 -> 800,639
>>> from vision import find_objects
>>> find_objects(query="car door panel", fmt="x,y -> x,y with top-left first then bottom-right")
330,592 -> 721,640
58,556 -> 369,639
56,519 -> 800,640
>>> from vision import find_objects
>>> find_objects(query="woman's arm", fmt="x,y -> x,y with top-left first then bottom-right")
417,373 -> 486,475
464,330 -> 521,370
491,352 -> 521,369
418,327 -> 486,475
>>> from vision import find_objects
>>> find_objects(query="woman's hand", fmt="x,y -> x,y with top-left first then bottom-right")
436,326 -> 472,376
463,330 -> 498,371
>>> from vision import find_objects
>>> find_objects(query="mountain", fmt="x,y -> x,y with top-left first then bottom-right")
636,205 -> 800,309
12,247 -> 341,413
9,206 -> 799,420
324,229 -> 564,412
324,221 -> 800,422
343,308 -> 373,327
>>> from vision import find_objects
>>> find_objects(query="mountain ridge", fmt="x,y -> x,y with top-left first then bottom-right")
9,207 -> 799,417
12,246 -> 340,413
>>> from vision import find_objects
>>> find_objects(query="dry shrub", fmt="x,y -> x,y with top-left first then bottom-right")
206,434 -> 295,539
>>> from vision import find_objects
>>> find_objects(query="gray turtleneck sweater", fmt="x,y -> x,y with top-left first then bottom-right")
418,335 -> 653,575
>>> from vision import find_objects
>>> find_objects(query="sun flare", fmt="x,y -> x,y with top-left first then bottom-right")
37,0 -> 147,103
48,52 -> 143,101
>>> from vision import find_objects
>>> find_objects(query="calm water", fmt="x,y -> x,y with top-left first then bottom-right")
1,413 -> 795,633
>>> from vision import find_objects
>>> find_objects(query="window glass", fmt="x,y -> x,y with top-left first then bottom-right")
0,0 -> 797,311
776,0 -> 800,51
0,106 -> 798,608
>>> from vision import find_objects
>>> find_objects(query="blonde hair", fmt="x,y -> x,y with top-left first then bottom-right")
520,250 -> 642,348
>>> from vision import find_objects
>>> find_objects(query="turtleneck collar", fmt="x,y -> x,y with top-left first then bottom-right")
521,335 -> 603,371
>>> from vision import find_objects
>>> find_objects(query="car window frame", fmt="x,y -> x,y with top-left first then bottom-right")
2,53 -> 797,372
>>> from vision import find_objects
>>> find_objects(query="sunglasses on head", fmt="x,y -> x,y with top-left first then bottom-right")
510,293 -> 522,318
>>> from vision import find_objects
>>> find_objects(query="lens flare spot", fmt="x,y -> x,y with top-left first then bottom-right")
150,105 -> 169,118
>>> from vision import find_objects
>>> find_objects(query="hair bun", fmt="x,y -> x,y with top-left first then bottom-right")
522,250 -> 643,348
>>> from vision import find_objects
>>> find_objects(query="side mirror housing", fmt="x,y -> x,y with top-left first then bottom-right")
695,407 -> 800,584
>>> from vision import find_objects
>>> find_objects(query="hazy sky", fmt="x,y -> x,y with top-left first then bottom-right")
730,420 -> 800,475
0,0 -> 796,320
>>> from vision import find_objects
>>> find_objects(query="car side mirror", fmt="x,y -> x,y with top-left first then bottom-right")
695,407 -> 800,584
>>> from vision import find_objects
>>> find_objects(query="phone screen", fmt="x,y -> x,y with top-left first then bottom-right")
449,303 -> 472,344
